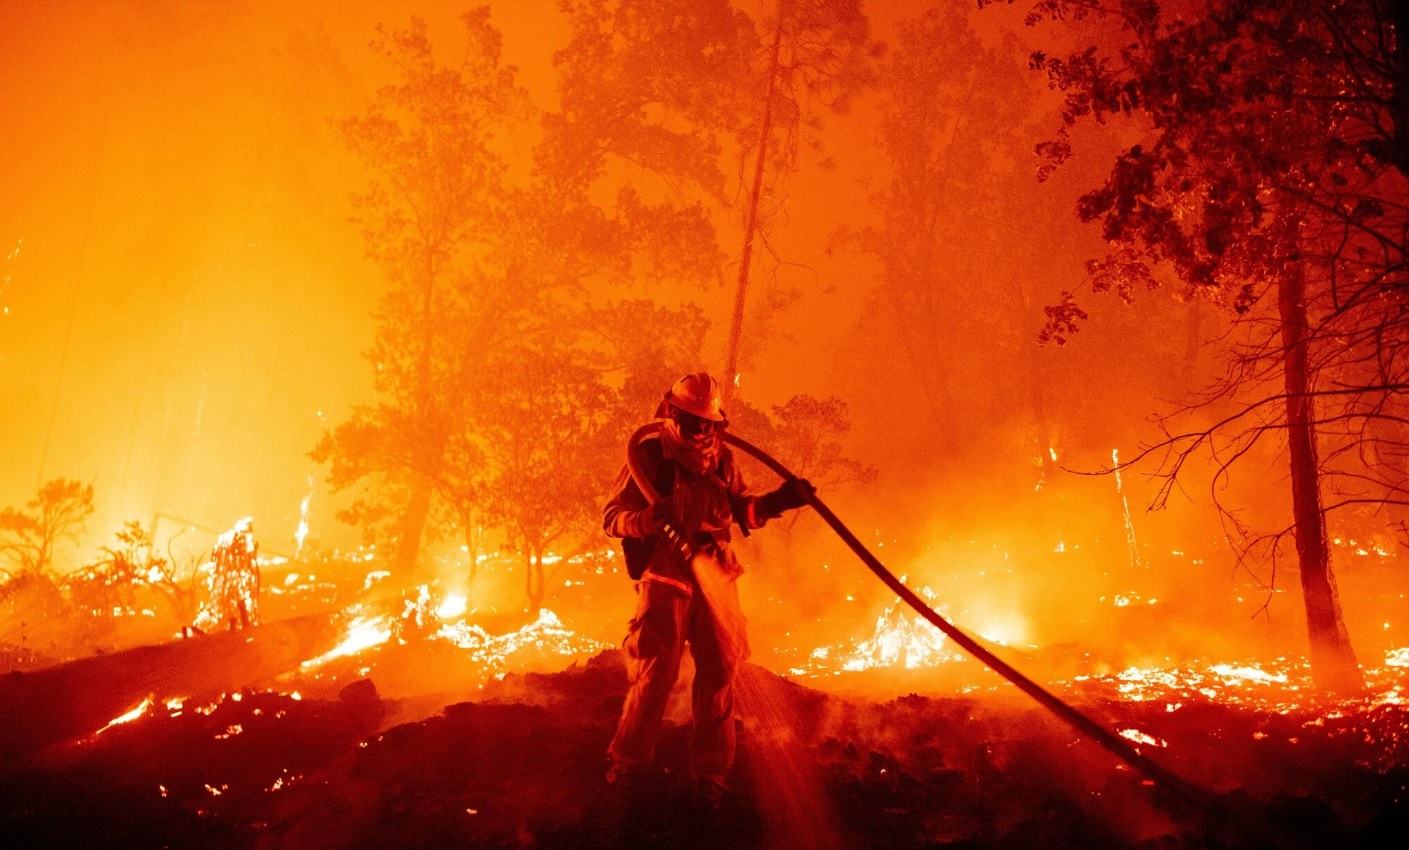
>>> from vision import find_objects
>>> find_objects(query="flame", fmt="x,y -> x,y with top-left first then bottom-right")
973,618 -> 1027,647
297,589 -> 604,685
842,591 -> 954,672
97,696 -> 154,734
791,587 -> 961,677
1071,659 -> 1311,711
301,612 -> 393,668
294,480 -> 313,555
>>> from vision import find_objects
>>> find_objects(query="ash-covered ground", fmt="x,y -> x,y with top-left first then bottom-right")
2,649 -> 1407,850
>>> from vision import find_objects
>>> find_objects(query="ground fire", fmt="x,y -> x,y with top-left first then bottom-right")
4,0 -> 1409,848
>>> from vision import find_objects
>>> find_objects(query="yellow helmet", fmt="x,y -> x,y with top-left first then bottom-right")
665,371 -> 727,422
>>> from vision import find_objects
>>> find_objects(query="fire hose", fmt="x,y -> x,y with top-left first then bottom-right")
626,422 -> 1270,838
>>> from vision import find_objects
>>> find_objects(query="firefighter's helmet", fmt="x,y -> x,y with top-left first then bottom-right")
665,371 -> 727,422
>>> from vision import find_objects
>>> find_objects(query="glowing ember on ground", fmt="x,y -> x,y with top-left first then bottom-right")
790,611 -> 1409,726
1208,663 -> 1289,685
1073,661 -> 1307,709
1118,728 -> 1167,748
433,608 -> 607,675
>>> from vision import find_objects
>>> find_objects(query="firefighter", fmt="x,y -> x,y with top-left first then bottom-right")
604,371 -> 813,811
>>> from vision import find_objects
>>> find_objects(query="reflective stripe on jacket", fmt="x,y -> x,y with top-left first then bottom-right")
603,430 -> 767,582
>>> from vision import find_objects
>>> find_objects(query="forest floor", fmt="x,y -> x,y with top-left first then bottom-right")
2,647 -> 1407,850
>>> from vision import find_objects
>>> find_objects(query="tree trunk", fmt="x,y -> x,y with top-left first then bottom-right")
524,545 -> 544,614
1277,262 -> 1364,694
392,474 -> 433,578
464,517 -> 478,603
392,250 -> 442,579
1025,335 -> 1056,481
723,13 -> 784,400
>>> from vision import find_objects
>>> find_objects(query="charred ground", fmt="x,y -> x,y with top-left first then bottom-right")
4,648 -> 1407,850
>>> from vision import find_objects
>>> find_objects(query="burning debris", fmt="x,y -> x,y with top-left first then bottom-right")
196,518 -> 261,632
789,584 -> 962,677
433,607 -> 607,675
290,580 -> 609,697
96,695 -> 155,735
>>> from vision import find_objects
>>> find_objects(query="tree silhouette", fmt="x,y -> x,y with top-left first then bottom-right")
324,11 -> 525,579
724,0 -> 878,398
998,0 -> 1409,691
0,478 -> 94,579
857,5 -> 1072,470
477,339 -> 617,613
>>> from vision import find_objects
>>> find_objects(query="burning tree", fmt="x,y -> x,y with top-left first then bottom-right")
761,395 -> 876,493
999,0 -> 1409,692
198,518 -> 261,631
538,0 -> 739,308
320,7 -> 727,591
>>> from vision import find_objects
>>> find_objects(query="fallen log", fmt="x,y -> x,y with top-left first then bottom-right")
0,612 -> 342,760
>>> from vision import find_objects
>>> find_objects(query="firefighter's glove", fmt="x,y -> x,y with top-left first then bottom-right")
629,500 -> 674,537
758,478 -> 815,519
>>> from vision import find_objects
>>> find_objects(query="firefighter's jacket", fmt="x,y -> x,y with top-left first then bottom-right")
603,429 -> 768,590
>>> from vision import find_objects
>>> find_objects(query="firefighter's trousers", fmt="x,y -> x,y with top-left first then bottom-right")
608,565 -> 747,781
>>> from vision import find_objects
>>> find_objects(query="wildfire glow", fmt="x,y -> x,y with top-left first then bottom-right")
791,587 -> 961,677
435,593 -> 468,620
